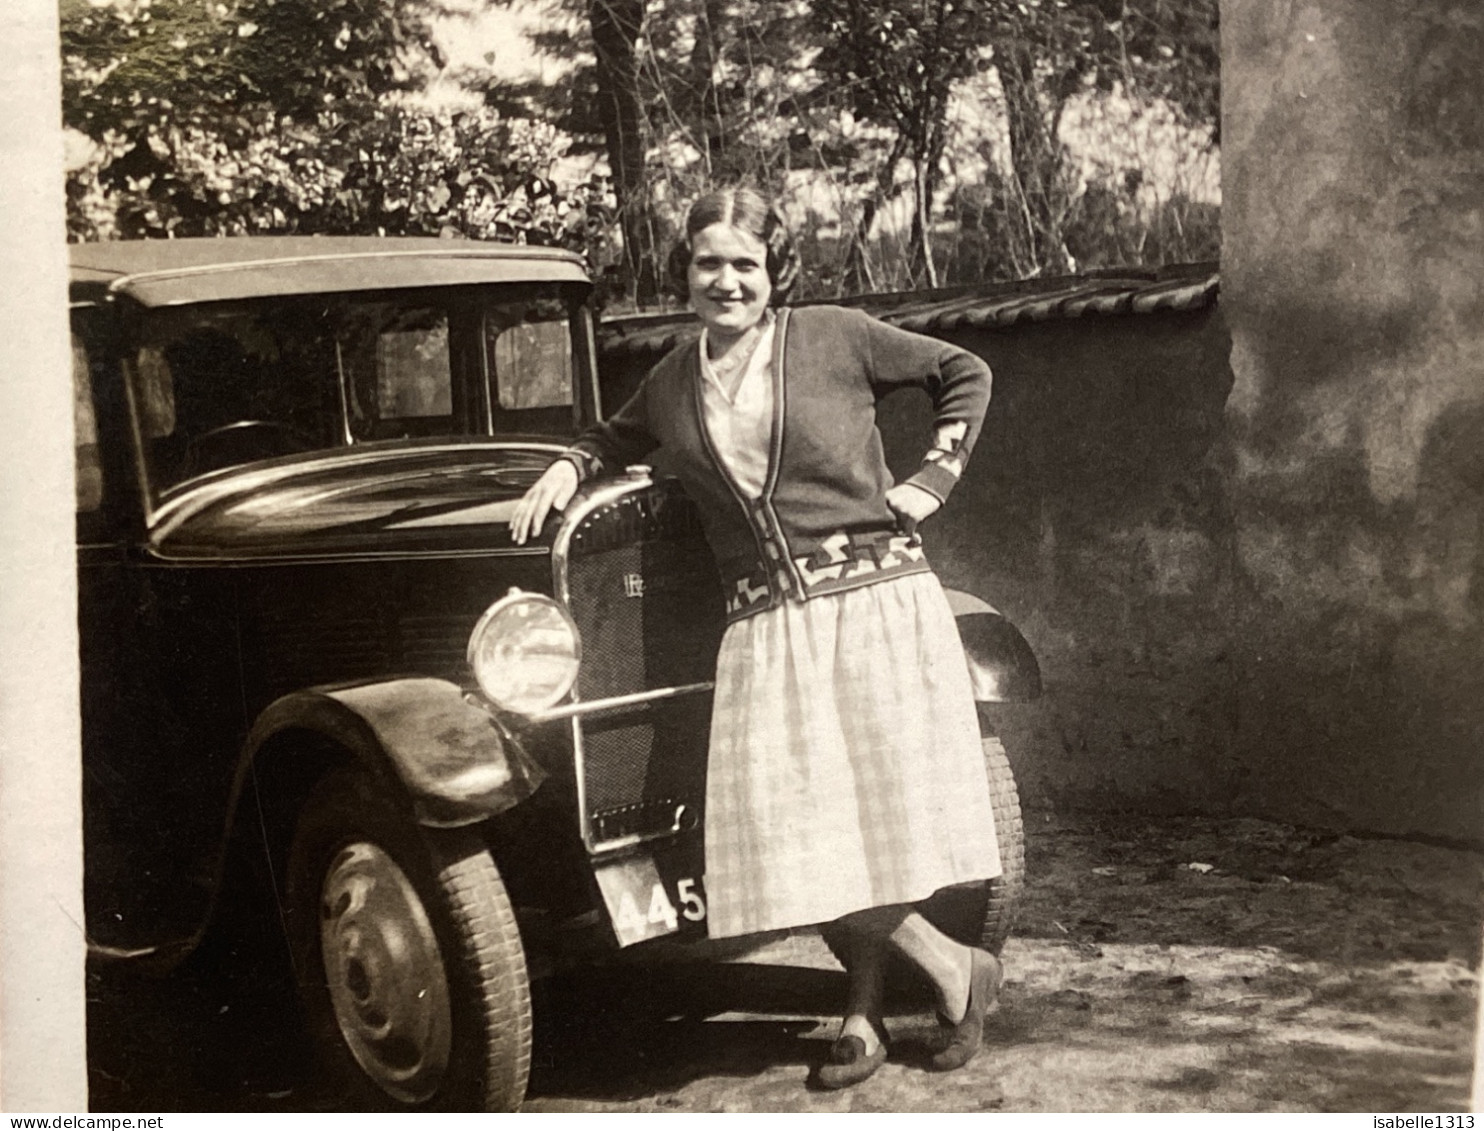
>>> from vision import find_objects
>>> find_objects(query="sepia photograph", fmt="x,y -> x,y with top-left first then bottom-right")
2,0 -> 1481,1114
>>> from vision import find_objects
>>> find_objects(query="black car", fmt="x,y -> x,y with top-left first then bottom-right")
71,236 -> 1040,1110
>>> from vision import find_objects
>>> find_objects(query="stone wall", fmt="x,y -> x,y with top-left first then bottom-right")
599,300 -> 1251,827
872,309 -> 1245,827
599,0 -> 1484,848
1220,0 -> 1484,840
600,252 -> 1478,841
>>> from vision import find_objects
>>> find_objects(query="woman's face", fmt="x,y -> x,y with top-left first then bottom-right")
687,223 -> 773,339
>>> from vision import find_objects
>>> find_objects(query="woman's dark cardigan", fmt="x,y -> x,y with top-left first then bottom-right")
564,304 -> 992,623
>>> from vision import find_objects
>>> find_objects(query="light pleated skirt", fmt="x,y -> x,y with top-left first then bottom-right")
703,570 -> 1002,940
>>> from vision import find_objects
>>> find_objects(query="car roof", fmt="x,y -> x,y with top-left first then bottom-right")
69,236 -> 590,307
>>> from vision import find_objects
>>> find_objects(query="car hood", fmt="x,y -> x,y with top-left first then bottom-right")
149,442 -> 566,559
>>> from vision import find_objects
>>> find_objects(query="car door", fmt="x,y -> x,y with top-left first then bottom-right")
75,304 -> 247,955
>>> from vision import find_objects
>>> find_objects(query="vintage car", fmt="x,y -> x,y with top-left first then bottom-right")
71,237 -> 1041,1111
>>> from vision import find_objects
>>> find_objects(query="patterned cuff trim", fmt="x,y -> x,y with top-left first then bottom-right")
906,462 -> 958,503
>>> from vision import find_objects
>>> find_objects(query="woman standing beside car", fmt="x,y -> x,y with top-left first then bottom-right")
512,187 -> 1002,1088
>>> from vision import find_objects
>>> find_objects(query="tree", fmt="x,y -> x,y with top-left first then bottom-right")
508,0 -> 1218,297
66,95 -> 616,250
809,0 -> 1218,285
61,0 -> 447,150
489,0 -> 825,305
588,0 -> 658,302
811,0 -> 996,288
984,0 -> 1220,276
60,0 -> 617,256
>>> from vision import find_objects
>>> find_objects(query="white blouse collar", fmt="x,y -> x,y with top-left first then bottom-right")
698,310 -> 777,404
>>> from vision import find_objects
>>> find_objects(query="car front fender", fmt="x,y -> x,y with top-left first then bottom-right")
245,678 -> 547,828
942,588 -> 1043,704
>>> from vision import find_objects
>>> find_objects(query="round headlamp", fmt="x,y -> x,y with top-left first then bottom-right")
466,590 -> 581,715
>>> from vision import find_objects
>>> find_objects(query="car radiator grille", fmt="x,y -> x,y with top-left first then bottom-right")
560,479 -> 726,848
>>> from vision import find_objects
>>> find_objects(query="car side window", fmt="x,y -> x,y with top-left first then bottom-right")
491,320 -> 572,410
376,320 -> 453,418
484,294 -> 575,436
340,305 -> 460,441
72,332 -> 103,513
133,343 -> 177,440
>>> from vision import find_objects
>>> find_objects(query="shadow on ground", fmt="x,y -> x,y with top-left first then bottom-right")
87,811 -> 1482,1112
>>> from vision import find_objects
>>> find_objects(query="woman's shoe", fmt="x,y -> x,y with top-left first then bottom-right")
815,1022 -> 889,1089
930,948 -> 1002,1072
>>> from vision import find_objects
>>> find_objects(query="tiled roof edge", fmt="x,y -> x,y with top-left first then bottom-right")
599,263 -> 1220,357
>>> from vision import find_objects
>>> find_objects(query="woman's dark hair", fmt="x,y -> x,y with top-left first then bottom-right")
664,187 -> 800,304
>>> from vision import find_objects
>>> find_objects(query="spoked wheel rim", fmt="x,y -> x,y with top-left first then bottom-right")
318,840 -> 454,1104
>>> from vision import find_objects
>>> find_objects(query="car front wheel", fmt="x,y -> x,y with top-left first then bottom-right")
913,734 -> 1026,959
977,734 -> 1025,955
286,769 -> 531,1111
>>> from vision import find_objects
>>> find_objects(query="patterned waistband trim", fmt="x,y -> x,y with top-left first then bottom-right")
724,529 -> 929,619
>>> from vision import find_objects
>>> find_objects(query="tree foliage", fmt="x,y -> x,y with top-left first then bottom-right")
808,0 -> 1219,283
61,0 -> 443,142
61,0 -> 616,256
499,0 -> 1216,301
61,0 -> 1220,302
811,0 -> 997,287
983,0 -> 1218,275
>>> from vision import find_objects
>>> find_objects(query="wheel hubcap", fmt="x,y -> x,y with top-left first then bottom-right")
318,841 -> 453,1103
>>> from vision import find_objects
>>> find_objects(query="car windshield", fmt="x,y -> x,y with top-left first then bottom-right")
127,284 -> 581,495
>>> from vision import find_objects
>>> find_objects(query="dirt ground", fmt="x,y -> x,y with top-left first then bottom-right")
88,809 -> 1483,1113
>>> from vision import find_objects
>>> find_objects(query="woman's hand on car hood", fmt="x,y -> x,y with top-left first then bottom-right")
511,458 -> 580,545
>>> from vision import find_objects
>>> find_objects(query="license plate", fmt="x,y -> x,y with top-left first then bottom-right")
592,851 -> 709,948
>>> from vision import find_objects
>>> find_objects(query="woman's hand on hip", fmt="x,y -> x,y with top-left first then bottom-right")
510,458 -> 579,545
885,482 -> 942,540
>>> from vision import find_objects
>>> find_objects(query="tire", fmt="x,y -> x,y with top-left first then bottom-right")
285,769 -> 531,1111
977,735 -> 1025,955
906,734 -> 1026,958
